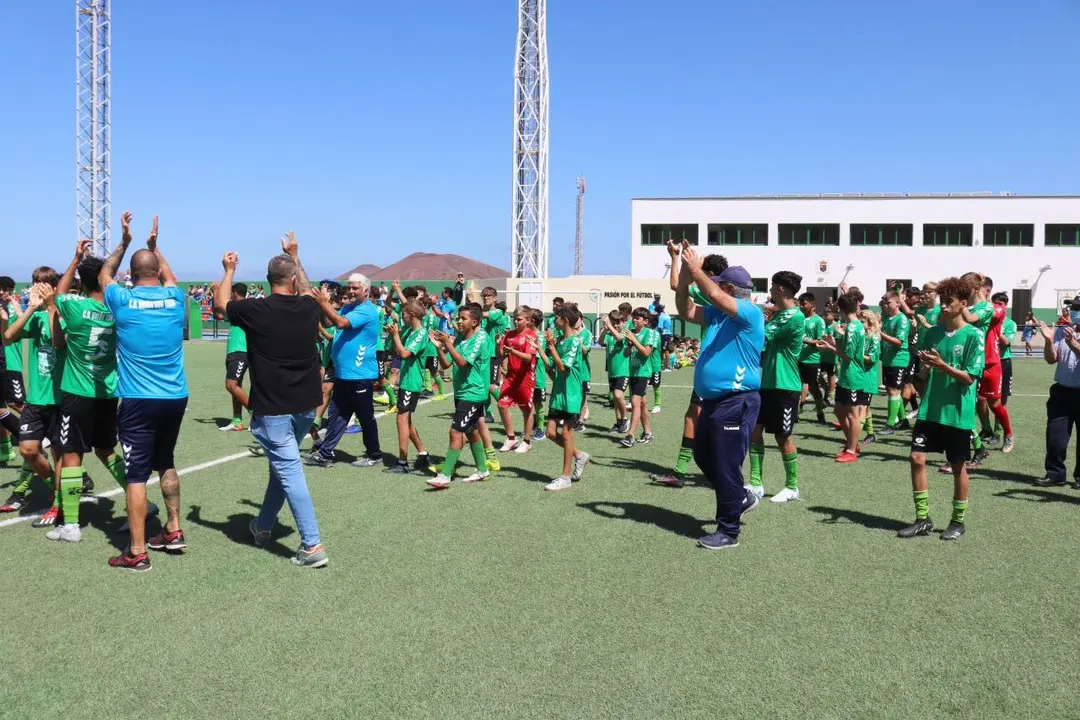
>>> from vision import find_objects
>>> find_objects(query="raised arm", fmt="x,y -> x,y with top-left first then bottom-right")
101,210 -> 136,290
144,216 -> 176,287
2,284 -> 46,344
281,231 -> 311,294
214,253 -> 239,320
667,239 -> 680,292
682,244 -> 739,318
310,287 -> 352,329
58,238 -> 93,296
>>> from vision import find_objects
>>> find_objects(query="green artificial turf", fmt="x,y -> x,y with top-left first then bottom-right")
0,342 -> 1077,719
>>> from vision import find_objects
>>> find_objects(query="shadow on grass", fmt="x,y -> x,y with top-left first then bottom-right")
193,417 -> 234,428
577,500 -> 708,539
78,496 -> 134,552
806,505 -> 908,532
994,488 -> 1080,505
187,502 -> 296,559
969,467 -> 1041,484
504,465 -> 554,485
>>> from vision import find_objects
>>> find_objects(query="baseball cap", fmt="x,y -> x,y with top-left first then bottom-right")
1070,295 -> 1080,309
712,266 -> 753,290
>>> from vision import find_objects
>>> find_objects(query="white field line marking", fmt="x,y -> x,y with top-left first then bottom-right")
662,383 -> 1048,398
0,394 -> 454,530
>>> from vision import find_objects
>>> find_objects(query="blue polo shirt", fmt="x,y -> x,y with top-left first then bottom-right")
103,284 -> 188,399
694,300 -> 765,399
331,301 -> 380,380
438,298 -> 458,335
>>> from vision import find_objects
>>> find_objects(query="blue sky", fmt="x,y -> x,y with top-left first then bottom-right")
4,0 -> 1080,280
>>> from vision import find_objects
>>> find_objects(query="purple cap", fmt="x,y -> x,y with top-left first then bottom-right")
712,266 -> 753,290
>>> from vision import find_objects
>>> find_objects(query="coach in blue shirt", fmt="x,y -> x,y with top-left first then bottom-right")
100,212 -> 189,571
306,273 -> 383,467
675,245 -> 764,551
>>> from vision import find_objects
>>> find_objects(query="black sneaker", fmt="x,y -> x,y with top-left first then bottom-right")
0,493 -> 27,513
573,421 -> 585,432
816,412 -> 827,424
484,414 -> 495,424
414,454 -> 431,470
941,522 -> 965,541
878,425 -> 898,437
862,434 -> 877,445
971,448 -> 990,465
742,489 -> 760,514
610,422 -> 621,432
617,420 -> 630,434
697,531 -> 739,550
896,419 -> 912,431
81,473 -> 95,496
649,473 -> 685,488
1036,476 -> 1067,487
303,451 -> 332,467
897,517 -> 934,538
384,462 -> 411,474
639,432 -> 654,445
620,435 -> 635,448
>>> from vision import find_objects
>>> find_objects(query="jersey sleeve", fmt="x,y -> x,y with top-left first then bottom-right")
460,333 -> 484,364
560,335 -> 582,367
345,305 -> 374,330
404,329 -> 426,356
844,327 -> 863,360
103,283 -> 125,312
54,294 -> 80,324
972,303 -> 994,325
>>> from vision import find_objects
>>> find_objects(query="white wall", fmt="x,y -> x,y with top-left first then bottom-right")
630,196 -> 1080,308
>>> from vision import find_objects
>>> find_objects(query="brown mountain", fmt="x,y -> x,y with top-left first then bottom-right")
339,253 -> 509,281
337,263 -> 382,279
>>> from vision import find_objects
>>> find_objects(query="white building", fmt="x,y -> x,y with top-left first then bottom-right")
630,193 -> 1080,318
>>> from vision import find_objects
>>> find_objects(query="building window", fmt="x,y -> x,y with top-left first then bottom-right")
1045,224 -> 1080,247
752,278 -> 768,293
923,224 -> 973,247
640,224 -> 698,246
777,224 -> 840,246
983,224 -> 1034,247
850,224 -> 913,246
707,224 -> 768,246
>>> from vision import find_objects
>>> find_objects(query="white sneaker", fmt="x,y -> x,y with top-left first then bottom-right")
513,442 -> 531,454
545,476 -> 572,492
571,451 -> 590,481
651,407 -> 662,415
119,501 -> 160,532
426,474 -> 452,490
770,487 -> 801,504
462,471 -> 490,484
744,484 -> 765,500
46,523 -> 82,542
218,423 -> 244,432
499,439 -> 520,452
906,410 -> 918,421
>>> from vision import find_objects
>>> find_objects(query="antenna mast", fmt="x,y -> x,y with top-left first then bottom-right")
573,176 -> 585,275
511,0 -> 549,278
76,0 -> 111,256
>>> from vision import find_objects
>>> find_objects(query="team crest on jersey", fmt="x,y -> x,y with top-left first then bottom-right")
954,346 -> 963,357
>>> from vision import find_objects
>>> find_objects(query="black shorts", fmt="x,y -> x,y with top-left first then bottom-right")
798,363 -> 820,386
1002,358 -> 1013,398
451,400 -> 485,434
377,350 -> 389,378
649,371 -> 662,388
489,358 -> 501,387
533,387 -> 546,408
225,352 -> 248,383
547,409 -> 579,426
59,393 -> 118,455
820,361 -> 836,377
883,366 -> 906,391
391,355 -> 402,371
397,388 -> 421,414
2,371 -> 25,405
117,398 -> 188,483
582,381 -> 591,395
609,377 -> 629,393
662,334 -> 674,352
630,377 -> 649,397
19,403 -> 57,444
425,356 -> 440,375
835,386 -> 871,407
323,362 -> 336,384
757,389 -> 799,438
906,359 -> 920,384
910,420 -> 971,465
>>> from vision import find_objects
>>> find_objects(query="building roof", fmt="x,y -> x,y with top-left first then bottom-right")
632,192 -> 1080,201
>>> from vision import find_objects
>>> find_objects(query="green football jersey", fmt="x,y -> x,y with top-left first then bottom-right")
319,326 -> 337,368
226,325 -> 247,355
55,294 -> 117,399
862,334 -> 881,394
534,331 -> 548,386
915,304 -> 941,332
820,321 -> 838,363
578,327 -> 593,381
20,311 -> 65,406
837,319 -> 868,392
762,307 -> 805,392
800,313 -> 825,364
484,308 -> 507,353
452,329 -> 491,403
629,327 -> 657,378
421,311 -> 440,359
4,302 -> 25,372
550,332 -> 585,413
881,312 -> 911,368
1000,318 -> 1016,360
604,331 -> 630,378
969,300 -> 993,336
917,324 -> 985,430
648,325 -> 663,373
398,326 -> 431,393
689,284 -> 708,307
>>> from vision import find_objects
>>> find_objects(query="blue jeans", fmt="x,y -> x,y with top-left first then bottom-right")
250,412 -> 321,549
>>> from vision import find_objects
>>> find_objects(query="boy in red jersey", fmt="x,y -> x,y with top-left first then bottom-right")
497,307 -> 539,453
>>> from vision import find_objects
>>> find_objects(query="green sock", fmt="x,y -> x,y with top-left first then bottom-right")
913,490 -> 929,520
951,499 -> 968,525
104,454 -> 127,490
653,387 -> 662,406
442,448 -> 461,478
748,443 -> 765,487
471,441 -> 487,471
232,414 -> 243,426
423,369 -> 434,390
434,375 -> 445,394
385,385 -> 397,407
0,436 -> 10,457
52,484 -> 60,509
485,446 -> 496,461
972,433 -> 983,451
782,451 -> 798,490
14,463 -> 35,495
979,415 -> 992,434
887,396 -> 901,426
492,386 -> 501,402
534,406 -> 545,429
994,423 -> 1003,438
674,439 -> 693,476
59,467 -> 83,526
863,415 -> 875,435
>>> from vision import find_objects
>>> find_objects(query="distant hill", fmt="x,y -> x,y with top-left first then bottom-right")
338,252 -> 509,282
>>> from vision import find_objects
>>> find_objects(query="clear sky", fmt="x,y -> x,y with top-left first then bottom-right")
4,0 -> 1080,280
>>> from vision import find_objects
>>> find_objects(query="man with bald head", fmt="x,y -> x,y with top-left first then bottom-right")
100,211 -> 189,572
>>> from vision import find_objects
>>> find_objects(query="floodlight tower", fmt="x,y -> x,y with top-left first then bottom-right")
573,176 -> 585,275
76,0 -> 111,256
511,0 -> 549,278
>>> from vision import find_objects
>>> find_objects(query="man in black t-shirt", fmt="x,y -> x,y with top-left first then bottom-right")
214,233 -> 328,568
452,272 -> 466,305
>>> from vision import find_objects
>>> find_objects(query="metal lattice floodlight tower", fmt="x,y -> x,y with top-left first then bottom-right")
511,0 -> 549,279
77,0 -> 111,257
573,176 -> 585,275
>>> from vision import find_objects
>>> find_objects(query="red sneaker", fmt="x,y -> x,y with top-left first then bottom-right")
108,551 -> 152,572
835,451 -> 858,464
32,506 -> 60,528
147,528 -> 187,552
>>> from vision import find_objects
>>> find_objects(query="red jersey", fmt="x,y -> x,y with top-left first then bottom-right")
984,303 -> 1006,366
503,328 -> 538,378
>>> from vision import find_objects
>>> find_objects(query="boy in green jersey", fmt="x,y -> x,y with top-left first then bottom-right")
574,315 -> 593,430
384,300 -> 433,474
622,307 -> 658,447
646,312 -> 664,414
600,310 -> 630,433
47,239 -> 131,543
899,276 -> 984,541
222,282 -> 250,432
857,309 -> 882,444
821,292 -> 871,463
0,276 -> 25,465
537,304 -> 589,492
420,295 -> 446,397
797,292 -> 828,423
529,307 -> 549,442
470,286 -> 508,423
819,306 -> 839,405
879,291 -> 912,432
749,271 -> 805,503
0,274 -> 63,514
427,305 -> 493,489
